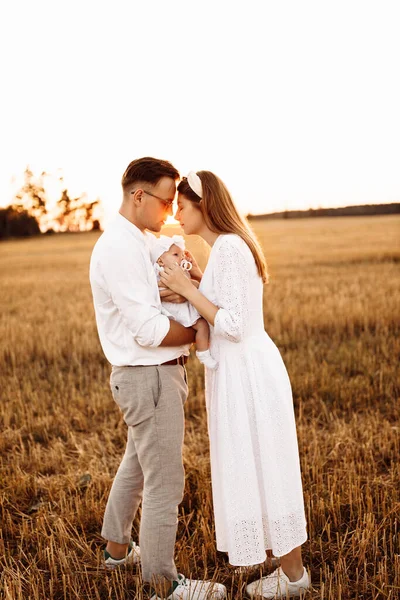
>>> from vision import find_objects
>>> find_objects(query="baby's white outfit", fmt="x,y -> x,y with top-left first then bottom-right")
151,237 -> 217,370
154,262 -> 200,328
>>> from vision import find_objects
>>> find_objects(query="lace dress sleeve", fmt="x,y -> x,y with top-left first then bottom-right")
213,237 -> 250,343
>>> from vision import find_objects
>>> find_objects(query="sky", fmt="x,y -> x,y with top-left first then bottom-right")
1,0 -> 399,225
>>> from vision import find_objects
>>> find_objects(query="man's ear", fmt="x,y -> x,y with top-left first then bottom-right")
130,189 -> 143,207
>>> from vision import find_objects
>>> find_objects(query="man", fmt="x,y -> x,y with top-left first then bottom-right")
89,157 -> 226,600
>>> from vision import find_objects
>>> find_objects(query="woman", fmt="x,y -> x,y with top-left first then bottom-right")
160,171 -> 310,599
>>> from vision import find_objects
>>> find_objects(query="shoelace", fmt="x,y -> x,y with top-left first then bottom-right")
261,569 -> 292,592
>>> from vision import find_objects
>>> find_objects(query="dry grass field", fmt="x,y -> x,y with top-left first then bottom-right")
0,215 -> 399,600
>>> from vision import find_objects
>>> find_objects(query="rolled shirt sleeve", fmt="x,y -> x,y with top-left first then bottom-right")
101,245 -> 170,348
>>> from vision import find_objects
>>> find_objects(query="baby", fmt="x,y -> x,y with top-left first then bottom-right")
151,235 -> 217,370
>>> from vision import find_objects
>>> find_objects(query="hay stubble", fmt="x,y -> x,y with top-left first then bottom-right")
1,215 -> 399,599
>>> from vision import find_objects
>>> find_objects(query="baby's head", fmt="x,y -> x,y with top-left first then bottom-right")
151,235 -> 187,269
157,243 -> 185,268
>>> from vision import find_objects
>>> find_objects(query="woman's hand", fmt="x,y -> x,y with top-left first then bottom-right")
158,282 -> 187,304
159,264 -> 194,298
184,250 -> 203,282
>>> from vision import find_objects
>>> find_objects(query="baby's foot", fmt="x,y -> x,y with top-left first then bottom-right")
196,349 -> 218,370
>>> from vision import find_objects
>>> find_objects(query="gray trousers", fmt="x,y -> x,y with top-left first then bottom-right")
101,364 -> 188,583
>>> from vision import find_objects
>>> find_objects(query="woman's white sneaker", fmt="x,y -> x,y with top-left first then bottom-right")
245,566 -> 310,599
104,540 -> 140,569
150,573 -> 227,599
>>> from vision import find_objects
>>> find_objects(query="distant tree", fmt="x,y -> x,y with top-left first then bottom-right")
55,188 -> 102,232
56,188 -> 77,231
84,199 -> 101,226
12,166 -> 48,222
0,207 -> 40,240
3,167 -> 104,237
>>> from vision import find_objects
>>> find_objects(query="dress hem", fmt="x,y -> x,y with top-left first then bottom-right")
217,533 -> 308,566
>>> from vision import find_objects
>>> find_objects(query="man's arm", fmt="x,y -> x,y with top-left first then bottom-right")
101,245 -> 172,348
159,319 -> 196,346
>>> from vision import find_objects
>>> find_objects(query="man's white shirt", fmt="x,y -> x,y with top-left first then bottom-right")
89,213 -> 190,366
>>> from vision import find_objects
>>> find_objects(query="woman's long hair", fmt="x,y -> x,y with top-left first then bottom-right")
178,171 -> 269,283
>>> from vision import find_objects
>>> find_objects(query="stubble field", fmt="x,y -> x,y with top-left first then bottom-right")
0,215 -> 399,600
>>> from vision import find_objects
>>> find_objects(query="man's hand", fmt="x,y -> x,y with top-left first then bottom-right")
159,283 -> 187,304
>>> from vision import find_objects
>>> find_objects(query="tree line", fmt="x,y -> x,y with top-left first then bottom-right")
0,167 -> 103,240
247,203 -> 400,221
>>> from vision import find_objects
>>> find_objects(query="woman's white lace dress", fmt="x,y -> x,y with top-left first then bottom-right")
199,234 -> 307,566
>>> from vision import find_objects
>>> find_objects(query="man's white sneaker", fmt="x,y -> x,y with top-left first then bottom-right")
245,567 -> 310,599
104,540 -> 140,569
150,573 -> 227,599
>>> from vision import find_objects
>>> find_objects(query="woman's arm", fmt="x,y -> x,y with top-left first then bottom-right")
158,283 -> 187,303
158,271 -> 200,303
185,286 -> 218,325
160,238 -> 251,342
159,266 -> 218,324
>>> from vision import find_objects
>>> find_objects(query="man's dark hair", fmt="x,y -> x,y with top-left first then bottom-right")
121,157 -> 180,191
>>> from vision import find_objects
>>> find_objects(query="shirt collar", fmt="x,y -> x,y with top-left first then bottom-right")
114,213 -> 147,244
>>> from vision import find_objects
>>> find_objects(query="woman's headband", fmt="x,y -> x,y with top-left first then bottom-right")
187,171 -> 203,199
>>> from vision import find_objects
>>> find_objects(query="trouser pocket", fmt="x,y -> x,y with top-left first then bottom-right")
110,366 -> 160,426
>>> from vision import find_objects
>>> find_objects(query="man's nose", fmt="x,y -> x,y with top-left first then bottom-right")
167,203 -> 174,216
